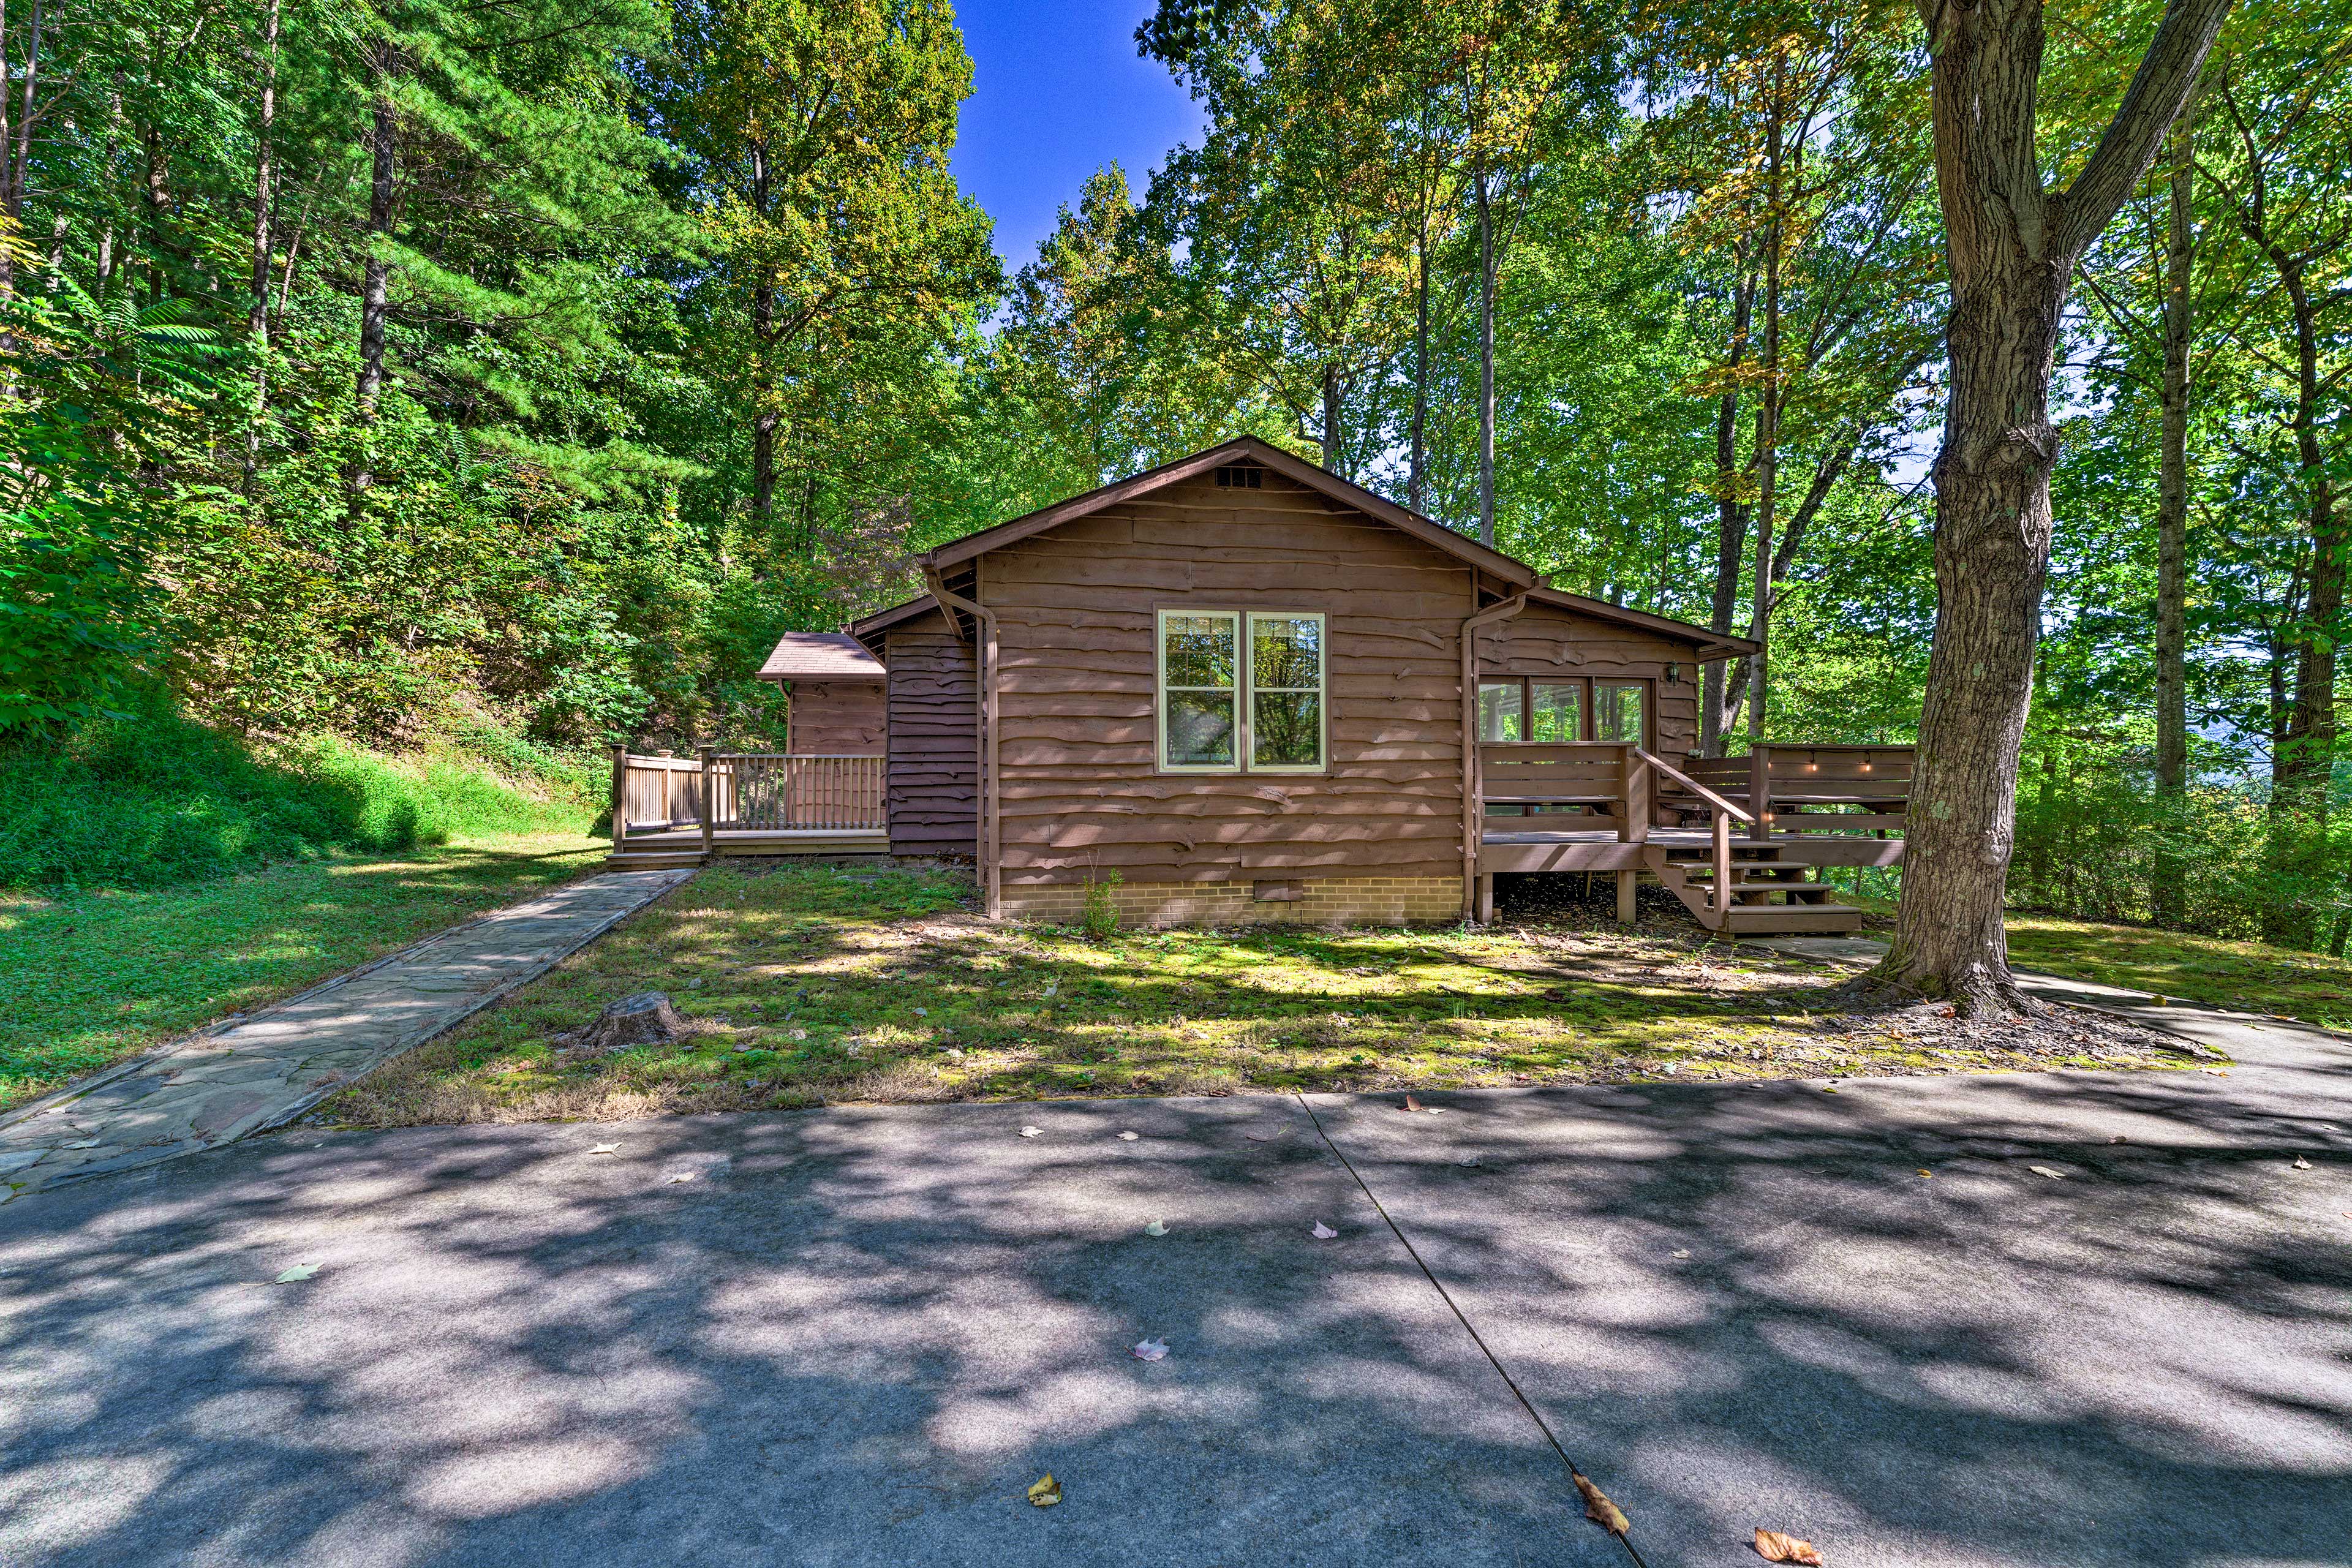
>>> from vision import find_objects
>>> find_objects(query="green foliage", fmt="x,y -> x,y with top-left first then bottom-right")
0,690 -> 590,891
1083,866 -> 1125,940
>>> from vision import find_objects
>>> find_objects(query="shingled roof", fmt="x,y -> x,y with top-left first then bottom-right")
755,631 -> 885,684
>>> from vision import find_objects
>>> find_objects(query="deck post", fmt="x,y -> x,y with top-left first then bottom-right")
1616,744 -> 1649,925
1476,872 -> 1494,924
698,745 -> 717,861
1747,744 -> 1773,842
610,744 -> 628,854
1713,808 -> 1733,922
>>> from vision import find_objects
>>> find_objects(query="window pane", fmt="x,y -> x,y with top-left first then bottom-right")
1531,682 -> 1583,742
1163,613 -> 1236,688
1165,690 -> 1236,766
1594,682 -> 1645,744
1478,681 -> 1523,742
1253,692 -> 1322,767
1251,615 -> 1322,690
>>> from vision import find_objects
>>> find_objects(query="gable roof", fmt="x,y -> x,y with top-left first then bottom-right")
916,435 -> 1540,589
1525,586 -> 1759,660
846,592 -> 944,654
756,631 -> 885,684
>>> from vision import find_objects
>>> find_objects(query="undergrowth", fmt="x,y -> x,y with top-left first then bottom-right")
0,687 -> 597,891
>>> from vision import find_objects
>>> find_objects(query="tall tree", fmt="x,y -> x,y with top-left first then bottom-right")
1868,0 -> 2230,1012
655,0 -> 995,536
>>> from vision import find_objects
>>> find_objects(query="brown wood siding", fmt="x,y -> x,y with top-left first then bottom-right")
784,681 -> 885,755
981,470 -> 1471,886
883,609 -> 978,857
1476,600 -> 1705,755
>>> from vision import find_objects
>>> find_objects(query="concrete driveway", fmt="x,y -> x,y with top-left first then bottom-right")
2,991 -> 2346,1568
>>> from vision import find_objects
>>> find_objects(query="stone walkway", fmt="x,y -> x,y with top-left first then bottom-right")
0,868 -> 698,1202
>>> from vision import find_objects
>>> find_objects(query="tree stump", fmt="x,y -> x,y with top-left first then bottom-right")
577,992 -> 683,1054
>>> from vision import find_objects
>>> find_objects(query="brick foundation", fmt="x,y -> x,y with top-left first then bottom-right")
999,875 -> 1462,929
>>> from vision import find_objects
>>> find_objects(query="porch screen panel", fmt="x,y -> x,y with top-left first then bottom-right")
1594,681 -> 1646,745
1477,680 -> 1524,742
1530,682 -> 1583,742
1161,611 -> 1239,769
1249,614 -> 1325,769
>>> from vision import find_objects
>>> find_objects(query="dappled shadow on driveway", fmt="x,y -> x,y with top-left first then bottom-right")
2,1027 -> 2348,1567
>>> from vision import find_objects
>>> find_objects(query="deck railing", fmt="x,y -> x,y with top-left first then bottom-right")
610,747 -> 886,852
711,752 -> 885,831
1675,744 -> 1913,839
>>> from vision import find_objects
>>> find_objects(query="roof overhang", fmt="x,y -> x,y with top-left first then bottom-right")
755,630 -> 886,684
1525,586 -> 1759,661
915,435 -> 1541,589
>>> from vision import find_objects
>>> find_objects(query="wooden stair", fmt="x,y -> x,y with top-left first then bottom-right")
1645,842 -> 1866,935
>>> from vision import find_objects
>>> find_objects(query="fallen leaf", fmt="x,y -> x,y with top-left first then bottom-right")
1572,1471 -> 1630,1536
1027,1473 -> 1061,1507
586,1143 -> 621,1155
2200,1066 -> 2228,1076
1915,1169 -> 1933,1178
1143,1219 -> 1167,1237
666,1172 -> 696,1184
1130,1338 -> 1168,1362
1754,1527 -> 1825,1564
1456,1154 -> 1482,1167
2293,1156 -> 2313,1170
1822,1085 -> 1839,1094
274,1263 -> 321,1283
1402,1095 -> 1425,1112
1672,1248 -> 1691,1259
2028,1166 -> 2066,1180
1118,1131 -> 1140,1141
1020,1126 -> 1042,1138
1311,1221 -> 1338,1239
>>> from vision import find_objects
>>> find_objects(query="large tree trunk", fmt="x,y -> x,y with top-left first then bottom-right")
749,140 -> 777,529
1868,0 -> 2228,1014
2151,110 -> 2193,926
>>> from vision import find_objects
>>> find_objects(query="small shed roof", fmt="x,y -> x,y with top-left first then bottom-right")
756,631 -> 885,684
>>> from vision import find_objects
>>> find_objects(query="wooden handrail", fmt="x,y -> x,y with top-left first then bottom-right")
1637,747 -> 1755,823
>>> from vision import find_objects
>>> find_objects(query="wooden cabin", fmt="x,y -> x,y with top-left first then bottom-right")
608,437 -> 1910,934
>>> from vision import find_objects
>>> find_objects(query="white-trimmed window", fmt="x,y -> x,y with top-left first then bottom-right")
1156,609 -> 1325,774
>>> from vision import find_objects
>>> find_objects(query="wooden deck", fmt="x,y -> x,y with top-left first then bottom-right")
606,826 -> 890,868
605,749 -> 890,868
1473,742 -> 1912,934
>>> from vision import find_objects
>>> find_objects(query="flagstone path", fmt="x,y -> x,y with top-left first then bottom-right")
0,867 -> 699,1202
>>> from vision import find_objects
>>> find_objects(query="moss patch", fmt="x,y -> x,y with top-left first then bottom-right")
322,861 -> 2204,1129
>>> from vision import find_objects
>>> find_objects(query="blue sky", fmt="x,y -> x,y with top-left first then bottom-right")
948,1 -> 1205,277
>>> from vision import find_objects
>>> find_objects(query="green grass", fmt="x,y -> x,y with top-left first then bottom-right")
0,688 -> 598,891
326,861 -> 2198,1128
2003,913 -> 2352,1027
0,831 -> 606,1112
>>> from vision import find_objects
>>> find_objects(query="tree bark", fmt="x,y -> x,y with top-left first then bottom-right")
1320,362 -> 1341,473
1868,0 -> 2230,1014
245,0 -> 281,489
750,137 -> 776,527
1408,208 -> 1430,513
1474,160 -> 1496,548
1703,262 -> 1756,757
1749,93 -> 1787,745
355,43 -> 396,423
2151,109 -> 2193,925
